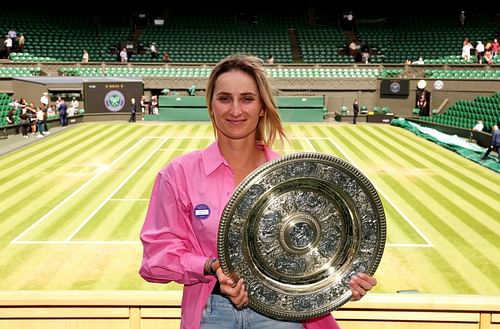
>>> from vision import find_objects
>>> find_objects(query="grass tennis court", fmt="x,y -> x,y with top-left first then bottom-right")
0,122 -> 498,295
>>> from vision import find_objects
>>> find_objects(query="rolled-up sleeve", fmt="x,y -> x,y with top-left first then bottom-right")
139,168 -> 209,285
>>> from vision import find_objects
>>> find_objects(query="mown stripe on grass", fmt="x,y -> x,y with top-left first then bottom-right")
0,123 -> 497,293
0,124 -> 113,196
26,136 -> 167,241
73,199 -> 146,241
1,179 -> 90,242
356,127 -> 500,240
315,135 -> 426,245
382,126 -> 499,196
0,124 -> 126,199
331,126 -> 499,291
353,126 -> 498,214
0,124 -> 101,169
344,126 -> 500,244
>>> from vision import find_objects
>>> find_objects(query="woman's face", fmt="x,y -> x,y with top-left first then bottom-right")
211,70 -> 263,141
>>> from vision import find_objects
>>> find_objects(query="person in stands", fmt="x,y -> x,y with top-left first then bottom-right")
481,122 -> 500,162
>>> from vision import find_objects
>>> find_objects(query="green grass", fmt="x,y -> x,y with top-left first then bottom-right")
0,122 -> 498,295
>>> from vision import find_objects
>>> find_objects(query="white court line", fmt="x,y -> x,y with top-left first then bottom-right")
304,139 -> 318,152
12,135 -> 431,248
10,240 -> 426,247
326,137 -> 433,247
64,138 -> 168,241
109,198 -> 150,201
388,243 -> 432,247
11,137 -> 156,244
158,148 -> 203,151
160,136 -> 212,140
12,240 -> 141,245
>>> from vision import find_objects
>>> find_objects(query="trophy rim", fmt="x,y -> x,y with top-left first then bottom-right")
218,152 -> 386,321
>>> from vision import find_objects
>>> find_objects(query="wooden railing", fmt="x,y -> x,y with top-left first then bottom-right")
0,291 -> 499,329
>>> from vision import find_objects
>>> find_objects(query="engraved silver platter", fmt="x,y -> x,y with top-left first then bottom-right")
217,152 -> 386,321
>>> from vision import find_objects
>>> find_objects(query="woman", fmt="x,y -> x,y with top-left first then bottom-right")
82,49 -> 89,63
417,95 -> 427,116
139,54 -> 376,329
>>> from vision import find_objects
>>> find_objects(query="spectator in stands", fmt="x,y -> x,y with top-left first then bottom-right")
472,119 -> 484,132
4,35 -> 12,57
352,98 -> 360,124
140,95 -> 146,119
55,96 -> 63,109
475,41 -> 484,64
349,40 -> 357,56
7,28 -> 16,44
19,108 -> 30,138
150,95 -> 158,114
139,54 -> 376,329
413,56 -> 425,64
461,38 -> 473,62
42,104 -> 50,134
483,49 -> 493,64
17,33 -> 25,52
82,49 -> 89,63
361,47 -> 370,64
266,54 -> 274,64
70,97 -> 79,116
6,108 -> 15,125
492,38 -> 499,58
480,122 -> 500,162
417,95 -> 427,116
48,104 -> 56,116
58,99 -> 68,127
150,42 -> 158,59
27,103 -> 37,135
36,107 -> 45,138
40,92 -> 49,108
128,97 -> 137,122
162,51 -> 170,62
9,98 -> 20,110
470,119 -> 484,141
459,11 -> 465,26
120,48 -> 128,63
5,107 -> 17,134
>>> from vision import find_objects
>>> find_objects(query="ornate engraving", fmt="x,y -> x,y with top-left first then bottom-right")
218,152 -> 386,321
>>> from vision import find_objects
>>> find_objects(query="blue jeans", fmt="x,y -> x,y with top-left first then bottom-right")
201,294 -> 303,329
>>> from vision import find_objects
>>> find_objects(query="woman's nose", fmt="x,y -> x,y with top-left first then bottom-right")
229,101 -> 242,115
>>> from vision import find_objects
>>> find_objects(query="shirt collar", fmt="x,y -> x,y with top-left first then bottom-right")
201,141 -> 226,176
201,141 -> 279,176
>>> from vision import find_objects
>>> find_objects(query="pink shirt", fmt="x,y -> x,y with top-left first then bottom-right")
139,141 -> 338,329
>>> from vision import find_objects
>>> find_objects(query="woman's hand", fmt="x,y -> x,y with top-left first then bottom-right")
216,268 -> 249,309
350,273 -> 377,301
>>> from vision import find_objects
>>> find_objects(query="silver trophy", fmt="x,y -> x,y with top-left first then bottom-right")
218,152 -> 386,321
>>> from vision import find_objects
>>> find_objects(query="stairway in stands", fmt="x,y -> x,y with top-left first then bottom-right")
288,28 -> 302,63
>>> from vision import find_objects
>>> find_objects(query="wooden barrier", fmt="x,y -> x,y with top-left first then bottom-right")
0,291 -> 499,329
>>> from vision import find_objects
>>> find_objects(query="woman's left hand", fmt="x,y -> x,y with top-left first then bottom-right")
216,268 -> 249,309
349,273 -> 377,301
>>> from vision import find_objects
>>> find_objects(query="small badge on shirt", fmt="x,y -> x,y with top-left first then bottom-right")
194,204 -> 210,220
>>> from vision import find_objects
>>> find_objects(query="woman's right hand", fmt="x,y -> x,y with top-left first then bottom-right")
216,268 -> 249,309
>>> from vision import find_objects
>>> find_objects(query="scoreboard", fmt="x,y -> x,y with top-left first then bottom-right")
83,81 -> 143,114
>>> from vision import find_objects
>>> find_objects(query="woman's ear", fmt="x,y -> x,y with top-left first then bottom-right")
260,108 -> 265,117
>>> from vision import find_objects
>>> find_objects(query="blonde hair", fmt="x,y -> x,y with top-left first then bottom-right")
205,54 -> 286,148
